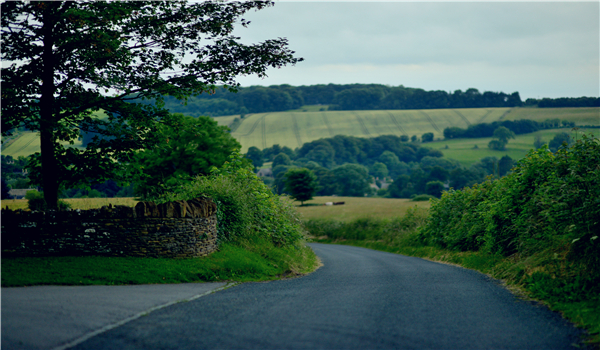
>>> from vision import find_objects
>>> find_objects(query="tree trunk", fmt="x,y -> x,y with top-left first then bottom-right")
40,3 -> 59,209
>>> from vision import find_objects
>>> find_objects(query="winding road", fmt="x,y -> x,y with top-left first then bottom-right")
64,243 -> 582,349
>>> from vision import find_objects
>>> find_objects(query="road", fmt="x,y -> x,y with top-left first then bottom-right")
65,243 -> 582,349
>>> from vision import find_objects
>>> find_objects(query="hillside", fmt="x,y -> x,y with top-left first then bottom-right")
217,106 -> 599,152
3,107 -> 598,162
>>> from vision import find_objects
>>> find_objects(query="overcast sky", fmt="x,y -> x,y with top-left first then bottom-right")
232,1 -> 599,100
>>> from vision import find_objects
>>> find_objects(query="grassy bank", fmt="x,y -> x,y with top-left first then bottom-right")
2,155 -> 320,287
1,237 -> 318,287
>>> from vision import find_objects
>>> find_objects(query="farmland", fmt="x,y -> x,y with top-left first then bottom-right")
429,127 -> 599,167
3,106 -> 598,159
218,106 -> 599,152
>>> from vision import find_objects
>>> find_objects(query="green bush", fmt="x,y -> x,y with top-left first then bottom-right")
155,151 -> 304,247
26,190 -> 71,211
410,194 -> 437,202
418,134 -> 600,279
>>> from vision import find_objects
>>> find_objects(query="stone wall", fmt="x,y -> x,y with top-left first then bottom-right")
1,198 -> 218,258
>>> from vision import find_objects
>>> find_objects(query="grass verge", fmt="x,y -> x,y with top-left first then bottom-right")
1,237 -> 319,287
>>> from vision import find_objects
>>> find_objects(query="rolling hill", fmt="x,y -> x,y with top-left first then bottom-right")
3,107 -> 598,161
215,106 -> 599,152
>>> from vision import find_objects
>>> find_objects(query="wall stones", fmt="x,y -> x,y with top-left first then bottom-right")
1,198 -> 218,258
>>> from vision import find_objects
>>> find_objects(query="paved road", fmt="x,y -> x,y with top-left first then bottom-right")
65,243 -> 582,350
1,282 -> 230,350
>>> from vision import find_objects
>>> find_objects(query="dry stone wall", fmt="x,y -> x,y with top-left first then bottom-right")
1,198 -> 218,258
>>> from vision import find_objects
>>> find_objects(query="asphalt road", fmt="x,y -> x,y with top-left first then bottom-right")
66,243 -> 582,350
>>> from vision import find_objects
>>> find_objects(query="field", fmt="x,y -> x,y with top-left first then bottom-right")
2,197 -> 138,211
293,196 -> 431,222
3,107 -> 598,158
430,127 -> 600,167
214,106 -> 599,152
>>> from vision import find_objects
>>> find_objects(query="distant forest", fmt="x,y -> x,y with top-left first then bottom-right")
147,84 -> 600,117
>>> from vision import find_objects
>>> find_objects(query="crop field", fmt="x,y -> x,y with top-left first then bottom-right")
223,108 -> 511,152
293,196 -> 431,222
4,107 -> 598,158
431,128 -> 599,167
216,107 -> 599,152
2,197 -> 138,211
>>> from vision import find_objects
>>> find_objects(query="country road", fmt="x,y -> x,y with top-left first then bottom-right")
67,243 -> 582,349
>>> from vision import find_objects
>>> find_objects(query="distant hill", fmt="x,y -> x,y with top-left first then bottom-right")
215,106 -> 599,152
3,106 -> 598,160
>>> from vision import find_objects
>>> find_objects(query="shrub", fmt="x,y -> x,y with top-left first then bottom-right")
155,151 -> 304,247
26,190 -> 72,211
419,135 -> 600,270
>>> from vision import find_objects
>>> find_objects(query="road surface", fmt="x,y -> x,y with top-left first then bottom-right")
66,243 -> 583,349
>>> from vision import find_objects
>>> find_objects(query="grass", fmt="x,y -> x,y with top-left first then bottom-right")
1,237 -> 319,287
431,128 -> 599,167
224,106 -> 598,152
4,107 -> 598,158
2,197 -> 138,211
292,196 -> 431,222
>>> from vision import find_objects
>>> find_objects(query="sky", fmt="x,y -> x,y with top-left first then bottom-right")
232,1 -> 599,100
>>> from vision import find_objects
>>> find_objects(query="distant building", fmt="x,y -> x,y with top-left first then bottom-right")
257,168 -> 273,177
8,188 -> 35,199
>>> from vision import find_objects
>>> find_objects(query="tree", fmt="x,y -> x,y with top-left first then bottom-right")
1,178 -> 12,199
488,126 -> 515,151
246,147 -> 264,170
533,135 -> 546,150
1,1 -> 301,208
498,155 -> 514,177
131,114 -> 245,199
284,168 -> 319,205
370,162 -> 389,179
425,180 -> 445,198
272,153 -> 292,169
549,132 -> 572,152
331,164 -> 370,197
422,132 -> 434,143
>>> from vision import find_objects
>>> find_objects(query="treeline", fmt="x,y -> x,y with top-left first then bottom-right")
525,96 -> 600,108
135,84 -> 599,117
443,118 -> 576,140
246,135 -> 512,199
150,84 -> 522,117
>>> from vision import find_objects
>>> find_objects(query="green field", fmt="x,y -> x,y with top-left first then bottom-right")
3,107 -> 598,158
430,128 -> 600,167
216,107 -> 599,152
293,196 -> 431,222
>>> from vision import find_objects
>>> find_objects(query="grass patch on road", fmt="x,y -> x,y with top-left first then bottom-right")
1,237 -> 318,287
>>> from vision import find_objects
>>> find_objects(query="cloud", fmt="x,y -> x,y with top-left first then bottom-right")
233,2 -> 599,98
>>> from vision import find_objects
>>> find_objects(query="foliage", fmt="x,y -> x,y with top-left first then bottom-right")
421,132 -> 434,143
1,0 -> 302,208
419,135 -> 600,275
488,126 -> 515,151
246,146 -> 264,169
131,113 -> 245,199
330,164 -> 371,197
284,168 -> 319,205
548,132 -> 572,152
155,151 -> 304,247
1,178 -> 11,199
26,190 -> 71,211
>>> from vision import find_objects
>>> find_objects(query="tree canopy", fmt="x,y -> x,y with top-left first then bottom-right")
131,113 -> 246,199
1,0 -> 302,208
284,168 -> 319,205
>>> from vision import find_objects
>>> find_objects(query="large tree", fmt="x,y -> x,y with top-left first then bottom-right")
284,168 -> 319,206
1,1 -> 302,208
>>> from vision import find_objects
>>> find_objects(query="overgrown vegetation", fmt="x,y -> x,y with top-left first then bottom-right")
306,135 -> 600,346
